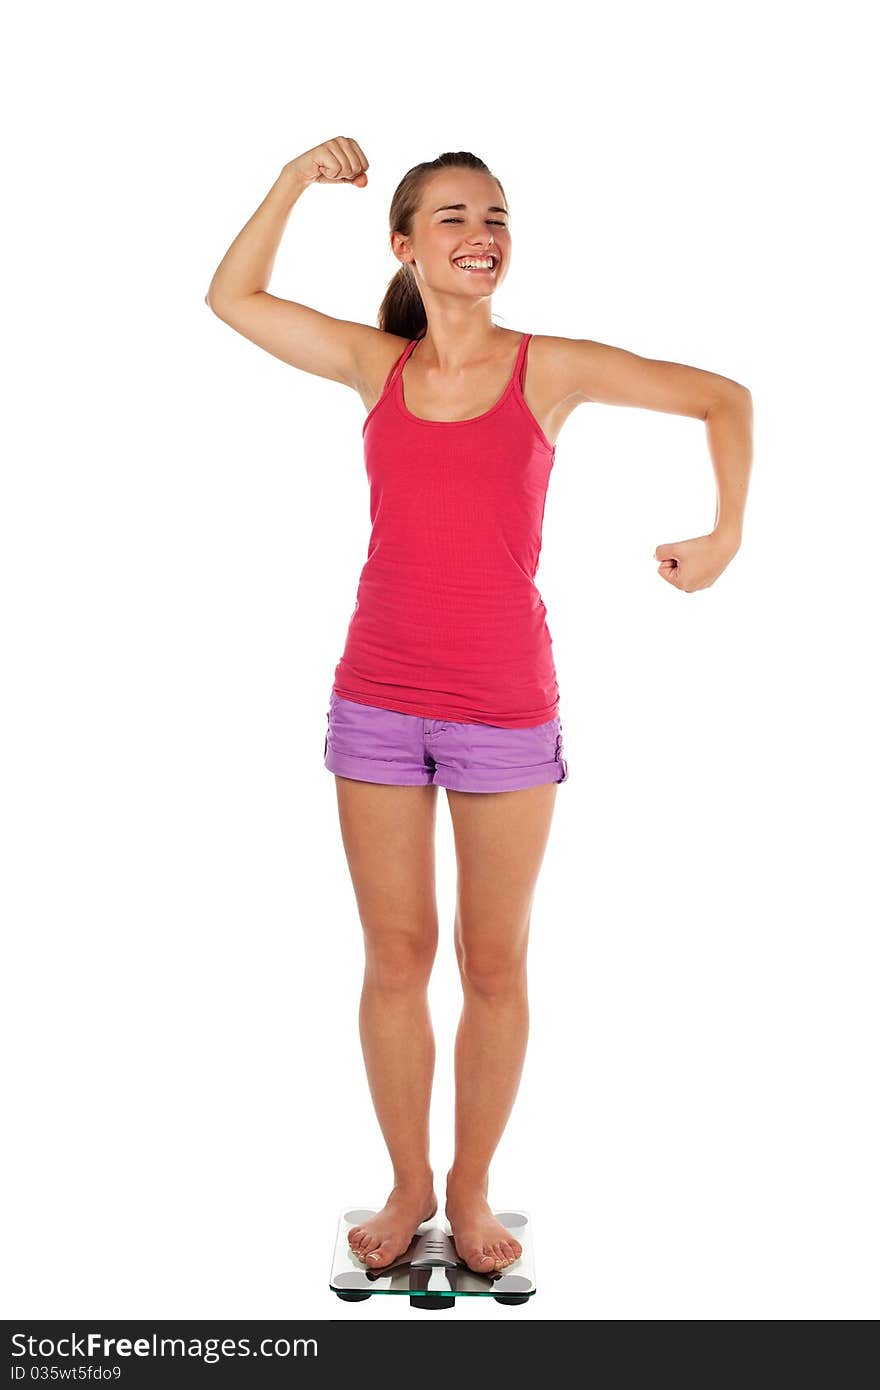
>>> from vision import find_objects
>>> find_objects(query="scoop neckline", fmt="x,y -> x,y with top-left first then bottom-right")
395,332 -> 527,427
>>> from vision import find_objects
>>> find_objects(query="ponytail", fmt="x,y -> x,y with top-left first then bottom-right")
377,263 -> 427,341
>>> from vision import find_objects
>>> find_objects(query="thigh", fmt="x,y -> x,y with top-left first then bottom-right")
446,783 -> 559,968
333,776 -> 441,957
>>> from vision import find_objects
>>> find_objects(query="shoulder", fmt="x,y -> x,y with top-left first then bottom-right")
526,333 -> 593,411
527,334 -> 591,407
354,329 -> 413,408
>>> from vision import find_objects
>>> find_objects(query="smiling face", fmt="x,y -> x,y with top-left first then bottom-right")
394,168 -> 512,299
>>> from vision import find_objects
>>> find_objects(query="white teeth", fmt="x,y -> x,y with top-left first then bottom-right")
454,257 -> 495,270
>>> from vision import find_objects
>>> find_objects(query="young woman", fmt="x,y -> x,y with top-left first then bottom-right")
206,136 -> 752,1277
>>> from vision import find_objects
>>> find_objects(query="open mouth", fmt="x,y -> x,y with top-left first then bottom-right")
452,255 -> 498,274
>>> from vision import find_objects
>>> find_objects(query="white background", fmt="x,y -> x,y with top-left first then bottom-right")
3,0 -> 877,1322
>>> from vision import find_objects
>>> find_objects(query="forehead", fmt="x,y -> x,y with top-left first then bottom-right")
421,170 -> 506,215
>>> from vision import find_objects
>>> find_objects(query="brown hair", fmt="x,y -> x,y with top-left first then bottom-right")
376,151 -> 508,340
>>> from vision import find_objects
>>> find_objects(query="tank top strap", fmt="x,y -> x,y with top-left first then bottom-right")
387,337 -> 421,390
376,337 -> 420,403
362,337 -> 421,437
513,332 -> 533,394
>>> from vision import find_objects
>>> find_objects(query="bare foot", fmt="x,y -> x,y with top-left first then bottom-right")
445,1174 -> 523,1274
347,1182 -> 438,1270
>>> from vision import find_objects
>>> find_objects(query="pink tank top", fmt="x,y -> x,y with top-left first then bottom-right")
332,331 -> 560,727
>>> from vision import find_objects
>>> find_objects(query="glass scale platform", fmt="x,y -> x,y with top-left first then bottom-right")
329,1207 -> 536,1309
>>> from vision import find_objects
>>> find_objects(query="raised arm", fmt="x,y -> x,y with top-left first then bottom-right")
205,136 -> 386,391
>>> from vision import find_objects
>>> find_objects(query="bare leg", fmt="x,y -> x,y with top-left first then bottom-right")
443,782 -> 558,1273
332,775 -> 440,1269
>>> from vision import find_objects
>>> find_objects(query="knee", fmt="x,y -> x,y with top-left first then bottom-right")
456,942 -> 527,999
364,925 -> 437,993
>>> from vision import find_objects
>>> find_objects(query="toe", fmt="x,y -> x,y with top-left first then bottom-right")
365,1239 -> 397,1269
468,1247 -> 495,1272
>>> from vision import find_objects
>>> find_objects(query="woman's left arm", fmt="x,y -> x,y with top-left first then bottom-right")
553,337 -> 753,591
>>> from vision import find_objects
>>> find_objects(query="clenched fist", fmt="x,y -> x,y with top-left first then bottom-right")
286,136 -> 370,188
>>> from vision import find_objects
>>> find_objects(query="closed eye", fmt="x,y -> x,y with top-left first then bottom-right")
441,218 -> 507,226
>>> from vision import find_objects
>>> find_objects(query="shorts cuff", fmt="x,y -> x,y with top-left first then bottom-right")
436,759 -> 568,793
324,748 -> 432,786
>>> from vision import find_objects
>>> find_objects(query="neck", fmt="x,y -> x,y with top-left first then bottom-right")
413,321 -> 510,372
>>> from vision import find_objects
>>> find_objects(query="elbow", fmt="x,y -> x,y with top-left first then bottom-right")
705,381 -> 751,420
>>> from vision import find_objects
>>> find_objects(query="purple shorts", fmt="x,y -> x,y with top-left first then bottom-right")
323,691 -> 569,793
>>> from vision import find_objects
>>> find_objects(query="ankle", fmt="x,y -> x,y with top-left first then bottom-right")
391,1170 -> 435,1196
446,1166 -> 489,1197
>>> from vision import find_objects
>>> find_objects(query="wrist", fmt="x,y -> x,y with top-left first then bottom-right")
278,162 -> 310,200
713,521 -> 742,550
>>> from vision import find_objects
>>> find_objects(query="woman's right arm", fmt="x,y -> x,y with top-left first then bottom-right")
205,138 -> 386,390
